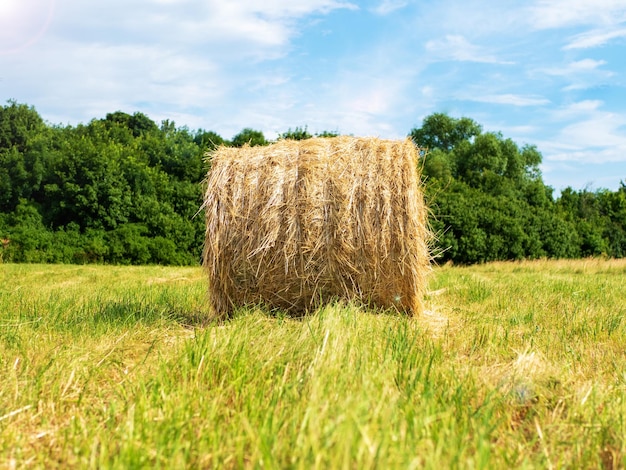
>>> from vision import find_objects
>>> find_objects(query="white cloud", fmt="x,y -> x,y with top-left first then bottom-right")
541,59 -> 610,78
538,59 -> 613,91
46,0 -> 358,61
560,119 -> 626,149
556,100 -> 604,115
467,94 -> 550,107
421,86 -> 434,98
543,145 -> 626,164
293,71 -> 415,138
414,0 -> 523,38
3,37 -> 223,124
189,1 -> 359,52
342,78 -> 404,117
1,0 -> 360,131
232,0 -> 358,18
425,35 -> 513,64
543,58 -> 607,74
541,160 -> 626,191
371,0 -> 408,15
542,102 -> 626,163
564,27 -> 626,49
530,0 -> 626,29
570,59 -> 608,71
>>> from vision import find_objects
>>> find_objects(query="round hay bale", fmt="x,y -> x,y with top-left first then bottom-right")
202,136 -> 430,318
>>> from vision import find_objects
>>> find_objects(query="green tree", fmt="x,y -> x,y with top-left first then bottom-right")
315,130 -> 340,138
41,122 -> 132,230
412,112 -> 569,263
144,124 -> 206,182
280,126 -> 313,140
104,111 -> 159,138
231,128 -> 267,147
3,200 -> 53,263
410,113 -> 481,153
194,130 -> 226,151
0,101 -> 46,152
0,102 -> 49,212
557,186 -> 626,258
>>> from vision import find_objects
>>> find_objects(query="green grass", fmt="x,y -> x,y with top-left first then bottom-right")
1,260 -> 626,468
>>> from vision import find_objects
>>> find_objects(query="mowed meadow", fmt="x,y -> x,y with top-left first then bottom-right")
1,260 -> 626,468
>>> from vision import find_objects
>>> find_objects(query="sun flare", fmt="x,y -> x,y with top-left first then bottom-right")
0,0 -> 55,54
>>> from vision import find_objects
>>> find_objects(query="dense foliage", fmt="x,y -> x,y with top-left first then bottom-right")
0,102 -> 211,264
1,102 -> 625,265
410,113 -> 626,263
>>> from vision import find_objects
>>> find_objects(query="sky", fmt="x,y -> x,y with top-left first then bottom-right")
1,0 -> 626,193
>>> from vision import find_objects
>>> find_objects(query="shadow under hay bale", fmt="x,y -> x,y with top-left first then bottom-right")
202,136 -> 430,319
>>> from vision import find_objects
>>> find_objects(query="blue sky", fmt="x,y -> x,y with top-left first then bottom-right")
1,0 -> 626,193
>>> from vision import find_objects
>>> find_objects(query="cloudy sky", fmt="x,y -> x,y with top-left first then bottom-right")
1,0 -> 626,192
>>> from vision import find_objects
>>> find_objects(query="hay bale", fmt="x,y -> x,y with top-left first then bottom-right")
202,136 -> 430,318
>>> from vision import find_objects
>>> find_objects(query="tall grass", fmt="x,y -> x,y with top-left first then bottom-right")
1,260 -> 625,468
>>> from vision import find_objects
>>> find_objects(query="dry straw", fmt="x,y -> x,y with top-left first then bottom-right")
202,136 -> 430,319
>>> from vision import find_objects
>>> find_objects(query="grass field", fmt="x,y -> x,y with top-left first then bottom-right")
1,260 -> 625,469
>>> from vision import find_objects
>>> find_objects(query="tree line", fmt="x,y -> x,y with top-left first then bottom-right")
1,101 -> 625,265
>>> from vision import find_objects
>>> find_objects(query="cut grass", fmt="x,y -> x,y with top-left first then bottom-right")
1,260 -> 625,468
